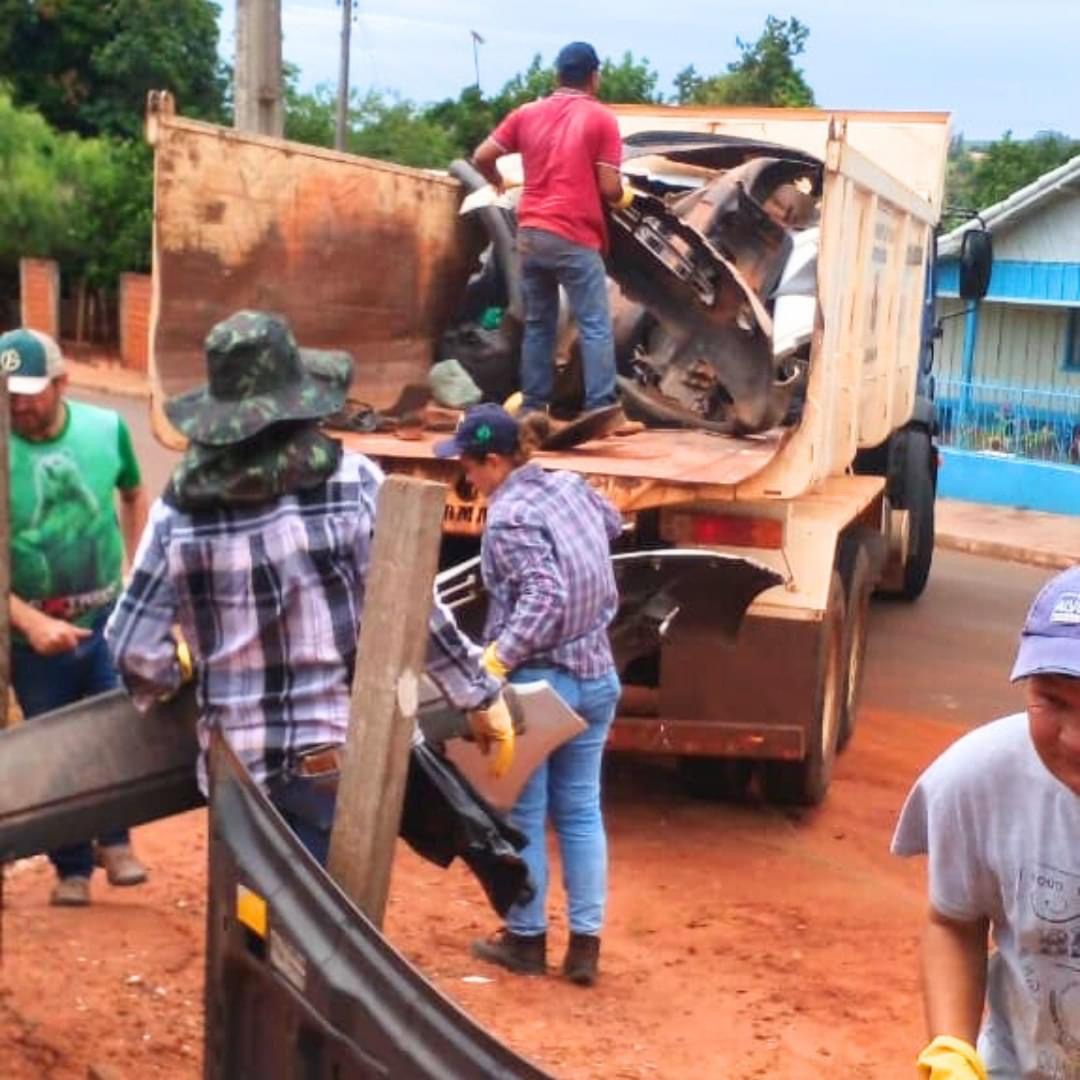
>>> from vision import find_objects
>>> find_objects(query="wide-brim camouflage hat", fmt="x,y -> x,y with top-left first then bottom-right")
165,311 -> 354,446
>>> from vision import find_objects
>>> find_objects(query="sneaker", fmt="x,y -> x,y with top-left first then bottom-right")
471,929 -> 547,976
50,876 -> 91,907
96,844 -> 148,887
562,932 -> 600,986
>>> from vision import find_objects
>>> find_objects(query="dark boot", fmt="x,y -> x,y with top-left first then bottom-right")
562,932 -> 600,986
471,929 -> 547,976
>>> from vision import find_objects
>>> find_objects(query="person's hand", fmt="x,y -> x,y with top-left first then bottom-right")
24,612 -> 92,656
467,692 -> 516,778
916,1036 -> 988,1080
481,642 -> 510,681
611,185 -> 638,211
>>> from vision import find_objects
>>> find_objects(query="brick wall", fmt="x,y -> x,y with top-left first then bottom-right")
19,258 -> 60,339
119,273 -> 152,373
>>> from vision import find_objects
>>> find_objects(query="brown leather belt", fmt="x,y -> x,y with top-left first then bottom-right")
292,746 -> 344,778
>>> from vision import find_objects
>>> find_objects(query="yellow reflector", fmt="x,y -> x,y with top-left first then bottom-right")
236,884 -> 267,938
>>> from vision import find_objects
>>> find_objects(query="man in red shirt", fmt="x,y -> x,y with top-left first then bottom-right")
472,42 -> 635,426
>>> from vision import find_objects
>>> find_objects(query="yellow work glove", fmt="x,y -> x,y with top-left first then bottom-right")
467,692 -> 515,779
612,185 -> 637,211
176,636 -> 194,684
481,642 -> 511,681
916,1036 -> 988,1080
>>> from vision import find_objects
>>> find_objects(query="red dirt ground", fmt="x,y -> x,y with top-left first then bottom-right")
0,705 -> 955,1079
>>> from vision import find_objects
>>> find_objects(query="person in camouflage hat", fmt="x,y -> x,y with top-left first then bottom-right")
107,310 -> 516,867
164,310 -> 353,446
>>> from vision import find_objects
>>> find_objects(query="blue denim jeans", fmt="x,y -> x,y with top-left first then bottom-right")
10,608 -> 130,879
266,772 -> 339,867
505,665 -> 621,936
518,228 -> 618,413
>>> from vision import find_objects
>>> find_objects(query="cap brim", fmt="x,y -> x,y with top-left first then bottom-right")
1010,635 -> 1080,682
8,374 -> 51,395
433,436 -> 463,459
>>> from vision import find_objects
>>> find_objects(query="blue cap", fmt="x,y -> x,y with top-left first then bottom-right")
1011,566 -> 1080,681
433,403 -> 520,459
555,41 -> 600,81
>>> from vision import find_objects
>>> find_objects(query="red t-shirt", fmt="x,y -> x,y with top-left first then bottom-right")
492,90 -> 623,252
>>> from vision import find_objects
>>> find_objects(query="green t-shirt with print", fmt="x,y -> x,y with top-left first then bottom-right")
10,399 -> 141,630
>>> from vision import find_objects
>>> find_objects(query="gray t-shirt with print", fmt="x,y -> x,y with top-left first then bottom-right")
893,713 -> 1080,1080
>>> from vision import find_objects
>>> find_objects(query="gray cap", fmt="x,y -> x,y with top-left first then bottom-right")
1011,566 -> 1080,681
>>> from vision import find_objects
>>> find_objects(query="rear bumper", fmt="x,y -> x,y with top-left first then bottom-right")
609,714 -> 804,759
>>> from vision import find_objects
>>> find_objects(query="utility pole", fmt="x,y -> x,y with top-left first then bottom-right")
235,0 -> 284,137
335,0 -> 353,151
471,30 -> 485,91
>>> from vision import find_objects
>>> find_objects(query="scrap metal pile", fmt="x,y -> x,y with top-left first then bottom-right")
442,131 -> 824,437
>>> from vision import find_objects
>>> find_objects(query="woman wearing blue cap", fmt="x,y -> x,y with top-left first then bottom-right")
893,566 -> 1080,1079
436,403 -> 623,986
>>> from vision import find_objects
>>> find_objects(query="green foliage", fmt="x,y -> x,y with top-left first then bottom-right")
945,131 -> 1080,223
349,91 -> 460,169
0,0 -> 228,139
0,89 -> 152,291
675,16 -> 815,107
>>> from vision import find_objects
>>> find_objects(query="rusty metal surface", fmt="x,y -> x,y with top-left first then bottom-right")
148,106 -> 484,444
607,716 -> 804,759
346,427 -> 785,489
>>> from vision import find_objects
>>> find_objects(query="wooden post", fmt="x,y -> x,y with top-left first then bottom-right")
0,375 -> 9,730
327,476 -> 447,926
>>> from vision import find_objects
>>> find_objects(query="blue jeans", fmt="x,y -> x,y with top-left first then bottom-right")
505,666 -> 620,937
267,772 -> 339,867
518,228 -> 617,413
10,609 -> 130,879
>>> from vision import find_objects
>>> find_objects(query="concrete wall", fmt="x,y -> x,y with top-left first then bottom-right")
938,447 -> 1080,515
19,258 -> 60,340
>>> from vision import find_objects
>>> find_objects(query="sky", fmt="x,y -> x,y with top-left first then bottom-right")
217,1 -> 1078,140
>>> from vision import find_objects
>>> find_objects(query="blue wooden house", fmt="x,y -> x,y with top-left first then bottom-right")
933,154 -> 1080,512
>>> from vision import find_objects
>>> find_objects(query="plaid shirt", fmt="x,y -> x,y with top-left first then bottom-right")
482,463 -> 621,678
106,452 -> 498,793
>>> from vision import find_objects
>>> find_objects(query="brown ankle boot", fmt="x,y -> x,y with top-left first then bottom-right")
471,929 -> 547,976
563,932 -> 600,986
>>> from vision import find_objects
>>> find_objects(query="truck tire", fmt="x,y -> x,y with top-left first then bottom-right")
894,428 -> 936,601
760,572 -> 845,806
838,545 -> 873,752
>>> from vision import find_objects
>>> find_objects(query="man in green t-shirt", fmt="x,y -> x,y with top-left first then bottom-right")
5,328 -> 150,906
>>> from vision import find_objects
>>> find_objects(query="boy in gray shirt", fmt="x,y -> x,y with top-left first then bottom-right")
893,566 -> 1080,1079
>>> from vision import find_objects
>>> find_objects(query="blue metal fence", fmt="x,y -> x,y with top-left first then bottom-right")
936,378 -> 1080,465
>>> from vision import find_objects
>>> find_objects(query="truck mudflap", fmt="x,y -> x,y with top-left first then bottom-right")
205,732 -> 552,1080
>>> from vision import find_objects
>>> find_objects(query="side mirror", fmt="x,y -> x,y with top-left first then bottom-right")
959,228 -> 993,301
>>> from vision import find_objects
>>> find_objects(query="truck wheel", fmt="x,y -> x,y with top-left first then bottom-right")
760,572 -> 845,806
677,757 -> 753,802
838,546 -> 873,752
896,428 -> 935,601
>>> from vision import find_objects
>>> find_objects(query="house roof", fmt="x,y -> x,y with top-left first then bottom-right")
938,152 -> 1080,258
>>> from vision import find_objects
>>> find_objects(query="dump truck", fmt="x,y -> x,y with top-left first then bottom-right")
143,93 -> 967,806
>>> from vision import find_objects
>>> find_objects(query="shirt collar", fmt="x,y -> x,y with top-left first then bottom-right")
489,461 -> 543,507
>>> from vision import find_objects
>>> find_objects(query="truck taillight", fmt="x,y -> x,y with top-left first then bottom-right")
675,512 -> 784,549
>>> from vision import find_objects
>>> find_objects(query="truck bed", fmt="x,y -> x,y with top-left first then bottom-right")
342,426 -> 786,488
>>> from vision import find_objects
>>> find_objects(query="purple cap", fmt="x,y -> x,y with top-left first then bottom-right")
1011,566 -> 1080,682
433,403 -> 520,459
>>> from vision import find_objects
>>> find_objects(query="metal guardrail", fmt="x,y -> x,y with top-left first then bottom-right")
936,378 -> 1080,465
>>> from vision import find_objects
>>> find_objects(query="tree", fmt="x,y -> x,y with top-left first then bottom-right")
0,0 -> 228,139
675,16 -> 815,107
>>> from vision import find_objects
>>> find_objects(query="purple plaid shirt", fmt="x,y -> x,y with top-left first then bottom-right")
482,463 -> 621,678
106,452 -> 498,793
